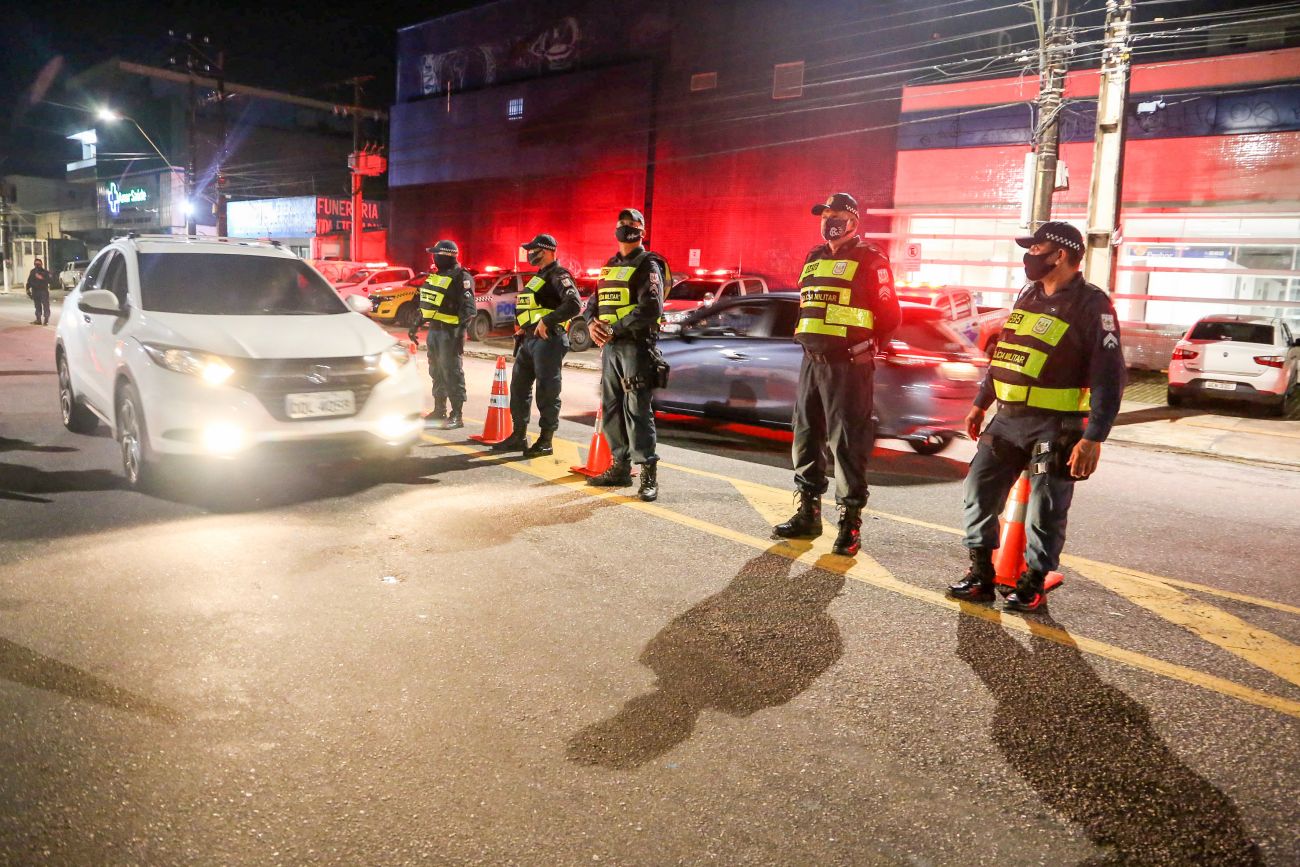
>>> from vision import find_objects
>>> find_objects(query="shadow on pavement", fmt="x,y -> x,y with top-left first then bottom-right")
1111,405 -> 1206,427
955,609 -> 1263,866
562,410 -> 969,486
0,461 -> 124,504
0,437 -> 78,454
0,637 -> 182,725
567,543 -> 845,770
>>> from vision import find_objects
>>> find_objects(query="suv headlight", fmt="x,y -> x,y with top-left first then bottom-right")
375,343 -> 412,377
142,343 -> 235,385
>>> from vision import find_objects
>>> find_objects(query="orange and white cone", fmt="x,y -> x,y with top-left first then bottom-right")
570,401 -> 615,477
993,471 -> 1065,593
469,356 -> 514,445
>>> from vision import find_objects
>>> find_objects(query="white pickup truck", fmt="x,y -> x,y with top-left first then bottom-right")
896,283 -> 1011,355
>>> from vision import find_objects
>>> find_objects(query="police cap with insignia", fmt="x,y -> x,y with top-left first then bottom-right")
811,192 -> 860,219
617,208 -> 645,224
521,233 -> 558,251
426,239 -> 460,255
1015,221 -> 1083,254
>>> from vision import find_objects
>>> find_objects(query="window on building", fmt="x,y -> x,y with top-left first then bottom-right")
773,61 -> 804,99
508,98 -> 524,121
690,72 -> 718,92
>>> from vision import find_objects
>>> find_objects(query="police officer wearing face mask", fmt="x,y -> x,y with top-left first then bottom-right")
409,239 -> 476,429
582,208 -> 666,502
949,221 -> 1126,612
491,234 -> 582,457
773,193 -> 901,556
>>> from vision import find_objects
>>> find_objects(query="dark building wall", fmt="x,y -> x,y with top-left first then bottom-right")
388,0 -> 912,279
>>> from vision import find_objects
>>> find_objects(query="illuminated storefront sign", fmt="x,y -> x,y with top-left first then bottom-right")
97,175 -> 160,227
105,182 -> 149,216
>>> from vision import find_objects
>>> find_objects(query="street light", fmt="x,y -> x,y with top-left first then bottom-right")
96,107 -> 177,171
97,105 -> 196,233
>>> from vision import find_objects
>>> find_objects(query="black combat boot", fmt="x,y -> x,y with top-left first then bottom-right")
444,405 -> 465,430
586,462 -> 633,487
491,430 -> 528,452
832,505 -> 863,557
523,431 -> 554,458
637,461 -> 658,502
1003,570 -> 1046,612
948,548 -> 996,602
772,490 -> 823,539
426,402 -> 447,428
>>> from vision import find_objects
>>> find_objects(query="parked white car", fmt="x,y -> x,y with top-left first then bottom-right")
333,265 -> 415,301
59,259 -> 90,290
1167,315 -> 1300,416
55,235 -> 424,490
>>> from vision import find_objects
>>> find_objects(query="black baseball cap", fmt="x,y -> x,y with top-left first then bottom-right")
811,192 -> 860,218
617,208 -> 645,224
426,239 -> 459,255
521,233 -> 557,251
1016,221 -> 1083,254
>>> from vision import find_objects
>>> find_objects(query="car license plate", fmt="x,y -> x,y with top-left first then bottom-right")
285,390 -> 355,419
1203,380 -> 1236,392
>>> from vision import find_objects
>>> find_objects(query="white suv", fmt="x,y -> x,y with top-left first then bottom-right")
55,235 -> 424,489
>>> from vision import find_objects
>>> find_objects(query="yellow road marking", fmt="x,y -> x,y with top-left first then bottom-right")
421,430 -> 1300,719
657,457 -> 1300,617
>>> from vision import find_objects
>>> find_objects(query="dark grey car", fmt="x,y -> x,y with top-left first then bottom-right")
653,293 -> 987,454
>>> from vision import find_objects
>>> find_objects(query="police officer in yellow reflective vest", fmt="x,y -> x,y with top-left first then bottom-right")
583,208 -> 666,502
408,239 -> 476,430
949,221 -> 1126,611
773,193 -> 901,557
491,233 -> 582,457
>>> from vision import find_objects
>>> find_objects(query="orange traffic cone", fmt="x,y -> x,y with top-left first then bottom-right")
469,356 -> 514,445
570,402 -> 615,478
993,472 -> 1065,593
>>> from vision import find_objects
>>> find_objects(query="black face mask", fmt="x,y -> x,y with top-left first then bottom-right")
526,250 -> 545,267
615,225 -> 643,244
434,255 -> 458,272
821,217 -> 851,242
1023,250 -> 1062,282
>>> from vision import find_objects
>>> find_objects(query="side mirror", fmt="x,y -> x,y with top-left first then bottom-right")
346,294 -> 373,314
1292,337 -> 1300,348
77,289 -> 123,316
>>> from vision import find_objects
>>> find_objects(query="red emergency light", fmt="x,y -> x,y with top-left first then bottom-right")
586,268 -> 601,276
481,265 -> 502,273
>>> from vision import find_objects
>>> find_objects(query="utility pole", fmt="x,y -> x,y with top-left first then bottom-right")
1029,0 -> 1073,228
170,32 -> 224,236
0,189 -> 11,292
1083,0 -> 1134,294
345,76 -> 373,262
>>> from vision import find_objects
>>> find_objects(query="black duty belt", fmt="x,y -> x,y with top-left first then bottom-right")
995,401 -> 1087,420
804,339 -> 876,366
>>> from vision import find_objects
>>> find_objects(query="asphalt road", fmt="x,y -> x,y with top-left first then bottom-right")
1,298 -> 1298,866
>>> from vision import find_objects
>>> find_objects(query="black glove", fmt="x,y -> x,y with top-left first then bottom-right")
407,327 -> 419,344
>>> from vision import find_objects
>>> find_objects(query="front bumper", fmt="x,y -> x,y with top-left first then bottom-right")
134,352 -> 424,459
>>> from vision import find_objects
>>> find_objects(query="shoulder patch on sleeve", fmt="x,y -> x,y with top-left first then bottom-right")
1100,313 -> 1116,332
560,274 -> 574,288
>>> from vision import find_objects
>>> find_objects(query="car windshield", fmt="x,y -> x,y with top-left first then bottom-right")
138,253 -> 348,315
668,280 -> 721,302
1188,321 -> 1274,344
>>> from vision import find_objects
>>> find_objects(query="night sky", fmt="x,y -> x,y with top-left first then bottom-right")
0,1 -> 485,176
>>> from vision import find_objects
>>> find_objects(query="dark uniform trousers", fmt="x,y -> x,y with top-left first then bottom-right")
32,288 -> 51,323
601,339 -> 657,465
792,356 -> 875,508
962,412 -> 1080,574
511,329 -> 568,433
426,324 -> 468,408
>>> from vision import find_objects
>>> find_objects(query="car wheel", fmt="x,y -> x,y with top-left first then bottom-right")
568,321 -> 592,352
1166,388 -> 1184,408
116,382 -> 159,491
57,353 -> 99,434
1266,387 -> 1292,418
468,312 -> 492,342
396,302 -> 419,330
908,432 -> 954,455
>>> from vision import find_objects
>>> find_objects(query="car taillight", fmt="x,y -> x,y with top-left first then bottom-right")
1171,347 -> 1198,361
1254,355 -> 1285,368
884,340 -> 944,367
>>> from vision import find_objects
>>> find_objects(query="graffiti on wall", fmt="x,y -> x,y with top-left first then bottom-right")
420,17 -> 583,96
